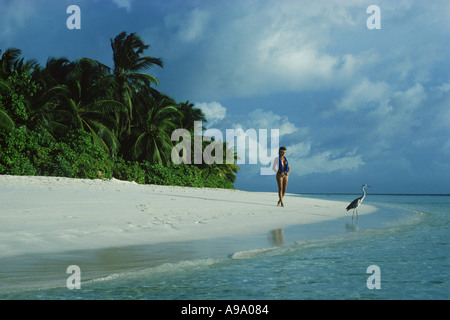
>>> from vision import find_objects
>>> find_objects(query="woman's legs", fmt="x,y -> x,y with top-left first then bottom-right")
276,174 -> 285,207
282,176 -> 288,198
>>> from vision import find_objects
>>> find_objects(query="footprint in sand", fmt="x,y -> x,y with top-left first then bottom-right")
137,203 -> 151,214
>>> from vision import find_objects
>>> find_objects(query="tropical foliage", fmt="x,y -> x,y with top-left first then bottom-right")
0,32 -> 239,189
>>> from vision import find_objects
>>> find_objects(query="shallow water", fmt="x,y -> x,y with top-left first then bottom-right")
1,194 -> 449,300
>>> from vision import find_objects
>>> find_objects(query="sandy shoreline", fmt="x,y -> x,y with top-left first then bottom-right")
0,175 -> 375,258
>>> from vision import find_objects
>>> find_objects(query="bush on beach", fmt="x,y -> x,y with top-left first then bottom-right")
0,128 -> 234,189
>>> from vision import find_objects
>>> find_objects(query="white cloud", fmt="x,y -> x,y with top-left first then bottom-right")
154,0 -> 449,107
239,109 -> 300,165
196,101 -> 227,127
112,0 -> 133,12
153,0 -> 372,100
242,109 -> 299,137
335,78 -> 391,112
371,83 -> 426,140
164,8 -> 210,43
437,82 -> 450,93
392,83 -> 426,111
286,142 -> 311,158
432,83 -> 450,131
203,107 -> 302,169
293,150 -> 365,177
281,139 -> 365,177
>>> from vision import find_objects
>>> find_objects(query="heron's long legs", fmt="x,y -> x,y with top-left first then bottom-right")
352,208 -> 359,221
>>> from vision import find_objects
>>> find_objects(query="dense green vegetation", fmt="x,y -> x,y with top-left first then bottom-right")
0,32 -> 239,189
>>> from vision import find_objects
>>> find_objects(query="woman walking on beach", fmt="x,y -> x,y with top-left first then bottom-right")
272,146 -> 290,207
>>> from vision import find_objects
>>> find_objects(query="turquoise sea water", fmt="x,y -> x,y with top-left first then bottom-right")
1,194 -> 449,300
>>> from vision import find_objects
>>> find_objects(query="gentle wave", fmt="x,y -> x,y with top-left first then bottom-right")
0,258 -> 226,295
231,247 -> 279,259
82,258 -> 224,286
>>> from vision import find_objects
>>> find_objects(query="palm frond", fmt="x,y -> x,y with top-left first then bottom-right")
0,109 -> 15,131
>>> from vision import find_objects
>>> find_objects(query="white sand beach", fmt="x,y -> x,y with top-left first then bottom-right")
0,175 -> 375,258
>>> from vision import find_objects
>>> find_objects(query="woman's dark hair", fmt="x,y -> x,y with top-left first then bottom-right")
279,146 -> 287,151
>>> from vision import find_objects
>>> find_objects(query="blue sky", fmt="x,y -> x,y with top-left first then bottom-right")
1,0 -> 449,194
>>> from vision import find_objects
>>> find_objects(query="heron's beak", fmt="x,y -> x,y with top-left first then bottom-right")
367,185 -> 373,188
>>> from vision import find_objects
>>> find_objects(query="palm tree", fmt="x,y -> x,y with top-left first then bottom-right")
108,31 -> 163,134
0,48 -> 21,78
24,58 -> 68,134
177,100 -> 207,131
199,140 -> 240,183
30,57 -> 124,155
58,95 -> 123,156
130,94 -> 181,165
39,57 -> 76,87
56,58 -> 126,156
0,48 -> 41,128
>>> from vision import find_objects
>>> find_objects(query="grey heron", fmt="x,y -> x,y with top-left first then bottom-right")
346,184 -> 372,219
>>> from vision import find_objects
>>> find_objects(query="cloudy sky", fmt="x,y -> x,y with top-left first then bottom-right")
1,0 -> 449,194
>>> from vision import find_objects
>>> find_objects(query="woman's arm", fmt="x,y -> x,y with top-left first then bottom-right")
272,157 -> 279,173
